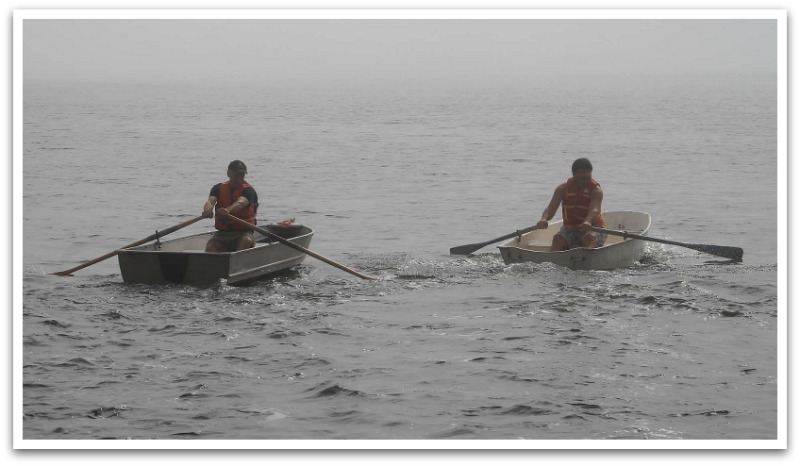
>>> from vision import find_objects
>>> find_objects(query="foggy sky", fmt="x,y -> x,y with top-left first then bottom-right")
22,18 -> 777,84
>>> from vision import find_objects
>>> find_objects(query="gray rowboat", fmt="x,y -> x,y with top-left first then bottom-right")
117,224 -> 313,286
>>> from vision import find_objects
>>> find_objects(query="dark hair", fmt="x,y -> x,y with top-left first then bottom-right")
571,158 -> 593,174
228,160 -> 248,173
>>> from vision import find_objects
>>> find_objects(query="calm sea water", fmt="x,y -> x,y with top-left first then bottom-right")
20,74 -> 779,444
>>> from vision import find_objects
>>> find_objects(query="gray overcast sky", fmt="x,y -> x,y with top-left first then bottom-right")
23,18 -> 777,83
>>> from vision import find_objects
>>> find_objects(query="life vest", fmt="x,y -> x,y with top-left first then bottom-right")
562,177 -> 606,229
215,181 -> 257,231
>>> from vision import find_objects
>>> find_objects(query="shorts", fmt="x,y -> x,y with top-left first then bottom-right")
557,227 -> 607,249
207,230 -> 255,252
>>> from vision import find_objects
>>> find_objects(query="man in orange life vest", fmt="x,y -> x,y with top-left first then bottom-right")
202,160 -> 259,252
536,158 -> 607,251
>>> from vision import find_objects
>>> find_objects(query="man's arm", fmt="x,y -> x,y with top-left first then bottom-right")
580,186 -> 603,231
202,196 -> 217,218
226,196 -> 250,214
217,192 -> 252,217
537,184 -> 565,228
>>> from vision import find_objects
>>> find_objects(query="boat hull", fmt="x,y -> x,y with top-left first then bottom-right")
498,211 -> 651,270
117,224 -> 313,286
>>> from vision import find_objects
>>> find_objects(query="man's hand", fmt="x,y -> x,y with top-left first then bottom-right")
579,221 -> 592,232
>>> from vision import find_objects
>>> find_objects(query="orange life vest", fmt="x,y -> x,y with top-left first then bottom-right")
562,177 -> 606,229
215,181 -> 257,231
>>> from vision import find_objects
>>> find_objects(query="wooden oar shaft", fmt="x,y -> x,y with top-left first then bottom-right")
450,225 -> 539,255
224,214 -> 376,280
54,215 -> 206,276
593,227 -> 743,262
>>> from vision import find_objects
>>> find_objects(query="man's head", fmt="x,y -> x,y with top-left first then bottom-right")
227,160 -> 247,186
571,158 -> 593,188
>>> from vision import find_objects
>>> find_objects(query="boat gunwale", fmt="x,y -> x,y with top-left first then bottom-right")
116,225 -> 314,256
115,225 -> 314,285
497,211 -> 652,269
498,211 -> 652,253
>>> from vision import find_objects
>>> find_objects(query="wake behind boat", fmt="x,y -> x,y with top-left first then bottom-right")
498,211 -> 652,270
116,224 -> 313,286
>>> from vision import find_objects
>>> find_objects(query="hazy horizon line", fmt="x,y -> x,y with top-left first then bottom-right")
23,71 -> 777,86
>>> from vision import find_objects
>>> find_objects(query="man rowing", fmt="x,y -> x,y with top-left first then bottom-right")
202,160 -> 259,252
536,158 -> 607,251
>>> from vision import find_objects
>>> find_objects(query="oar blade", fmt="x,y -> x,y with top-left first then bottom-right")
690,244 -> 744,262
450,225 -> 540,256
449,243 -> 488,256
594,227 -> 743,262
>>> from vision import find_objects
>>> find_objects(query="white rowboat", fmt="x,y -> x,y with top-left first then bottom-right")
117,224 -> 313,286
498,211 -> 651,270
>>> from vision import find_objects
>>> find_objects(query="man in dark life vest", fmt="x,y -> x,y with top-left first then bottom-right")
536,158 -> 607,251
202,160 -> 259,252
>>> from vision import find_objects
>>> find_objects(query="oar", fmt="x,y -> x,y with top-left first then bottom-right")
450,225 -> 540,256
53,215 -> 206,276
592,227 -> 743,262
223,214 -> 376,280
